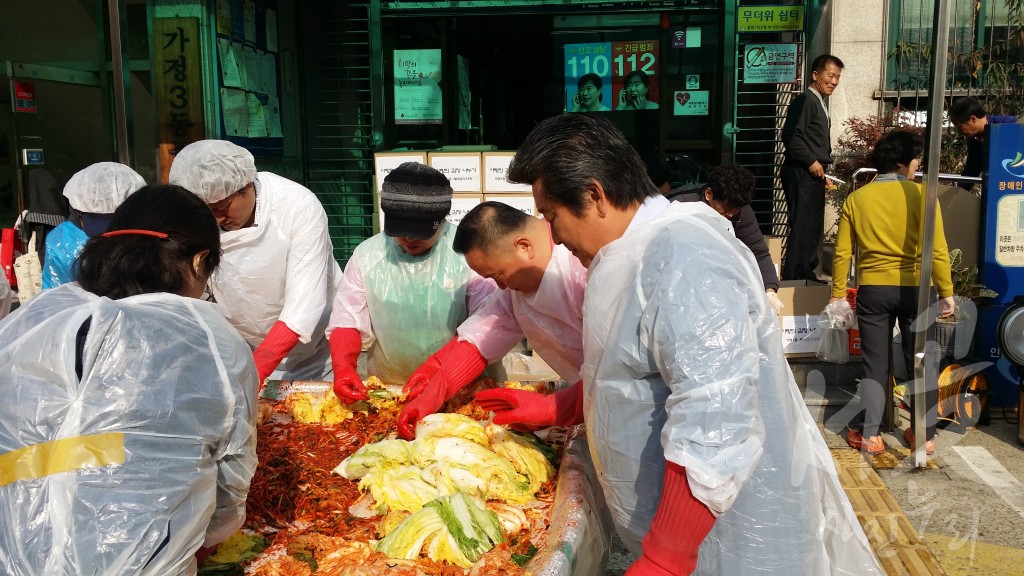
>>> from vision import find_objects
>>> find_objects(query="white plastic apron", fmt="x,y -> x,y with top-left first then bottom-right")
209,173 -> 338,380
360,223 -> 472,386
583,201 -> 882,575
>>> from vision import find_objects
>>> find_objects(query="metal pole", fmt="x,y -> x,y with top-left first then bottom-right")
107,0 -> 129,165
913,0 -> 952,468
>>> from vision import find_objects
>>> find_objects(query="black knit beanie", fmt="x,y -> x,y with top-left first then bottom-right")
380,162 -> 453,239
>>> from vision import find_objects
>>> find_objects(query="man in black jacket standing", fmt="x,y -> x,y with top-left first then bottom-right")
780,54 -> 844,282
667,165 -> 784,313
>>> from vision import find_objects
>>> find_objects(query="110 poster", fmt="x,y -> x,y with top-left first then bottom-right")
564,40 -> 660,112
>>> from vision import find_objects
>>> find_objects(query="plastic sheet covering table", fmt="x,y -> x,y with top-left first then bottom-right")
525,425 -> 613,576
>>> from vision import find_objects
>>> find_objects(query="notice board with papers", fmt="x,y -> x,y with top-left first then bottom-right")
215,0 -> 283,156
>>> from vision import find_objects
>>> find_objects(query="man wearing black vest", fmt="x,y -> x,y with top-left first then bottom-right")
780,54 -> 844,282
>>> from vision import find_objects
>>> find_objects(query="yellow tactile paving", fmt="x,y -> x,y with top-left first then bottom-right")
922,533 -> 1024,576
832,449 -> 948,576
845,487 -> 905,515
857,513 -> 921,549
876,546 -> 948,576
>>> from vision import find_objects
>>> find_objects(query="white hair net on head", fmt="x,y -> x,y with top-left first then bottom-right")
168,140 -> 257,204
62,162 -> 145,214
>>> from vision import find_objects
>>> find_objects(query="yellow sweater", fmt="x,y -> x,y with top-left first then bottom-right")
831,179 -> 953,298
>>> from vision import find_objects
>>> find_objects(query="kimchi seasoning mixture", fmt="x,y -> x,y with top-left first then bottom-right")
243,379 -> 555,575
245,400 -> 398,539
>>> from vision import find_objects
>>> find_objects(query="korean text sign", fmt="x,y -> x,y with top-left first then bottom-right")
153,17 -> 204,183
743,44 -> 798,84
564,40 -> 659,112
394,49 -> 443,125
737,6 -> 804,33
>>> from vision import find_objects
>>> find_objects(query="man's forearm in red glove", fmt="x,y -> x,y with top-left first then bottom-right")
625,461 -> 716,576
552,380 -> 584,427
437,338 -> 488,394
253,321 -> 301,383
330,327 -> 367,402
474,379 -> 584,429
404,337 -> 486,400
397,339 -> 488,440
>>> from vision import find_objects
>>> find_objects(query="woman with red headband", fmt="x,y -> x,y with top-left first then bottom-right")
0,185 -> 258,574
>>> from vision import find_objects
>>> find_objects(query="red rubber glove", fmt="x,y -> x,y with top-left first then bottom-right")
397,339 -> 488,440
405,338 -> 463,400
195,545 -> 217,564
404,338 -> 487,399
329,328 -> 367,403
625,461 -> 717,576
397,372 -> 448,440
474,380 -> 584,430
253,321 -> 301,383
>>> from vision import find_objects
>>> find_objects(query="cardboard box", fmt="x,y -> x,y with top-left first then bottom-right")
482,152 -> 533,193
765,235 -> 784,264
445,194 -> 484,226
774,282 -> 832,357
936,184 -> 979,269
483,194 -> 536,217
766,235 -> 784,278
428,152 -> 482,192
373,151 -> 427,193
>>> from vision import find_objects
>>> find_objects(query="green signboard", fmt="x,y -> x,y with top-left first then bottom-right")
737,6 -> 804,33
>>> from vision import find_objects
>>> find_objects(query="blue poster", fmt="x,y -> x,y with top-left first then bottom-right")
564,43 -> 612,112
985,123 -> 1024,277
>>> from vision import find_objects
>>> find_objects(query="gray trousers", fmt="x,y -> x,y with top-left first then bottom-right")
856,285 -> 937,438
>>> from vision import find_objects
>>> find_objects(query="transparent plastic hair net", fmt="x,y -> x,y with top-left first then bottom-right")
168,139 -> 257,204
62,162 -> 145,214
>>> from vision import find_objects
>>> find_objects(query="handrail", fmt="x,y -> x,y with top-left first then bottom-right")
849,167 -> 982,192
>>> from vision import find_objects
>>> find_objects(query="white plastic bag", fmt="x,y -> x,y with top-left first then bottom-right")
13,232 -> 42,303
816,299 -> 854,364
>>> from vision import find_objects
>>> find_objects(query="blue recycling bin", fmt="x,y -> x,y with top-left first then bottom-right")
977,122 -> 1024,407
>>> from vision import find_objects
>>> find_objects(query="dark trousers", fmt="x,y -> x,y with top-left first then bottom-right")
780,164 -> 826,281
856,285 -> 937,439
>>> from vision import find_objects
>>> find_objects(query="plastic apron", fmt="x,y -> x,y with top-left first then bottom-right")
583,201 -> 882,575
209,172 -> 341,380
459,244 -> 587,383
41,221 -> 87,289
358,223 -> 471,386
0,285 -> 257,576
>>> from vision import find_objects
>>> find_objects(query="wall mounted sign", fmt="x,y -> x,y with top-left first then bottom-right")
14,82 -> 36,113
743,44 -> 798,84
394,49 -> 443,124
737,6 -> 804,33
153,17 -> 205,183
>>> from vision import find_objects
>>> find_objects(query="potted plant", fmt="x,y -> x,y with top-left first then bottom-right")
934,248 -> 998,357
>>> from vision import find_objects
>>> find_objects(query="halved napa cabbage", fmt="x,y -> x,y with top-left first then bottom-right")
376,492 -> 504,569
420,461 -> 488,499
485,424 -> 556,494
412,437 -> 533,504
414,413 -> 488,445
358,463 -> 438,513
333,439 -> 413,480
485,502 -> 529,535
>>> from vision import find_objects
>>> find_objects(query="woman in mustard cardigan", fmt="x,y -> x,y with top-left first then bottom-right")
831,130 -> 955,456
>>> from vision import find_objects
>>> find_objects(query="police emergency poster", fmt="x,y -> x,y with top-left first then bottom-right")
564,40 -> 659,113
394,49 -> 442,124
